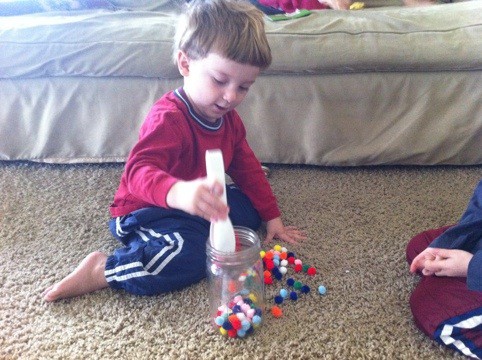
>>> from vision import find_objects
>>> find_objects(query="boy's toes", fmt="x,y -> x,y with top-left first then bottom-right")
42,285 -> 59,302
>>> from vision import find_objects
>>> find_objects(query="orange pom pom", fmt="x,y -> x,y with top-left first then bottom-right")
271,306 -> 283,318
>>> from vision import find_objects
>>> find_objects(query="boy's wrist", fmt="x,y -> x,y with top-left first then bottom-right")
166,180 -> 183,209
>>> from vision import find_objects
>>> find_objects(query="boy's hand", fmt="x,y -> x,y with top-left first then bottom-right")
410,247 -> 472,277
265,217 -> 306,245
166,178 -> 229,222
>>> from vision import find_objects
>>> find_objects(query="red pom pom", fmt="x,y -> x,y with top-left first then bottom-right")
294,264 -> 303,272
265,260 -> 275,270
307,267 -> 317,276
271,306 -> 283,318
264,277 -> 273,285
287,256 -> 295,264
228,329 -> 238,338
229,314 -> 242,330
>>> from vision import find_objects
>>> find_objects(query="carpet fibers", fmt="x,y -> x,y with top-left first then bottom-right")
1,161 -> 480,360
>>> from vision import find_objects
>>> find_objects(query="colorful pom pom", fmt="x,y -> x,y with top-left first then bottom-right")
293,281 -> 303,290
289,291 -> 298,301
271,306 -> 283,318
252,315 -> 262,326
318,285 -> 327,295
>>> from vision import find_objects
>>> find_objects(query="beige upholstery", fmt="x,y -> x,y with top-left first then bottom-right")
0,1 -> 481,165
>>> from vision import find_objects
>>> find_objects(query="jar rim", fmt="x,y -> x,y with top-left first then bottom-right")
206,226 -> 261,263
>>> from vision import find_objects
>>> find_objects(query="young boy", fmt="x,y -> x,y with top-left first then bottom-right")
407,179 -> 482,358
43,0 -> 305,302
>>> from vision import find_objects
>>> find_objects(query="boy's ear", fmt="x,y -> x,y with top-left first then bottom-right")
177,51 -> 190,77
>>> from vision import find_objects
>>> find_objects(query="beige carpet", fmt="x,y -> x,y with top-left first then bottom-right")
1,161 -> 480,360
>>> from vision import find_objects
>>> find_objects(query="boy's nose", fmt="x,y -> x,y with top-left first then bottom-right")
223,89 -> 237,104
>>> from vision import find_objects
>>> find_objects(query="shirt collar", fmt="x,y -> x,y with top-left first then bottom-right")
174,88 -> 223,131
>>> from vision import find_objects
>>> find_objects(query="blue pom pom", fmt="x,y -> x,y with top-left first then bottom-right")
318,285 -> 327,295
301,285 -> 310,294
252,315 -> 262,325
287,278 -> 295,286
232,305 -> 242,313
255,308 -> 263,316
222,320 -> 233,330
289,291 -> 298,301
237,329 -> 247,338
280,288 -> 288,298
215,316 -> 225,326
274,295 -> 284,304
241,319 -> 251,331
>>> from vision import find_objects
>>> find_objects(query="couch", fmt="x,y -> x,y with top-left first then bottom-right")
1,0 -> 481,166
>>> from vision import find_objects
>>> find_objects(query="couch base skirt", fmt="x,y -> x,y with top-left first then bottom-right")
1,71 -> 481,166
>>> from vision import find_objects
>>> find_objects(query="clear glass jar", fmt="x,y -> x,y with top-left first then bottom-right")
206,226 -> 264,338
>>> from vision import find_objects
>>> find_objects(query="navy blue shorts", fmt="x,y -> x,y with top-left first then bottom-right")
105,184 -> 262,296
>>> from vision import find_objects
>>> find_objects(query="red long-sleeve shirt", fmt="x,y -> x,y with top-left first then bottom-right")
110,88 -> 281,222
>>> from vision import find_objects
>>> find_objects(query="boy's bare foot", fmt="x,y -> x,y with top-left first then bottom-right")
43,251 -> 109,302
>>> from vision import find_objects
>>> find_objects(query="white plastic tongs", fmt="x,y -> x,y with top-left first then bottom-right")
205,149 -> 236,253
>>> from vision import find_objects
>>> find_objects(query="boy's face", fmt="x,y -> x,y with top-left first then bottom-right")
178,51 -> 260,123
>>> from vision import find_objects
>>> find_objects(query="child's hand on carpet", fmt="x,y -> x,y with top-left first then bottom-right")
410,247 -> 472,277
265,217 -> 306,244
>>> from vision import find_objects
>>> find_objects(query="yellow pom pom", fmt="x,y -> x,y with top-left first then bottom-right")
260,250 -> 266,258
349,2 -> 364,10
219,327 -> 228,336
248,293 -> 257,303
273,244 -> 282,252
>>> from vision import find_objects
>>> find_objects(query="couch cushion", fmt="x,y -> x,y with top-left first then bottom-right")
109,0 -> 179,11
0,10 -> 181,79
265,1 -> 482,74
0,1 -> 481,80
0,0 -> 117,16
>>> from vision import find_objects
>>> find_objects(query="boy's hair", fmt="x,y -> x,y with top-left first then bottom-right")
173,0 -> 272,69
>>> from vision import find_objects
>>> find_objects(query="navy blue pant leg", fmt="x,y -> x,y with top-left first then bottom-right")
106,207 -> 210,296
226,184 -> 262,230
105,185 -> 261,296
